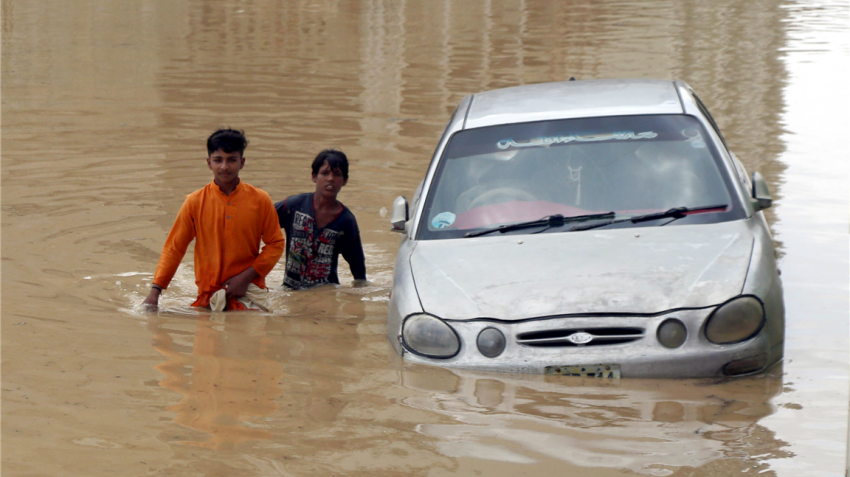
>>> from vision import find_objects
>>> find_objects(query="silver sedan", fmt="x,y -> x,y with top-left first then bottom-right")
387,79 -> 784,378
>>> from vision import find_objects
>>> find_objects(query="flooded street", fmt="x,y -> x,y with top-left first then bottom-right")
2,0 -> 847,475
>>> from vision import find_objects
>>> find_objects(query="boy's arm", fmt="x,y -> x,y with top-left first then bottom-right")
341,217 -> 367,283
274,198 -> 289,228
144,197 -> 197,307
251,195 -> 286,279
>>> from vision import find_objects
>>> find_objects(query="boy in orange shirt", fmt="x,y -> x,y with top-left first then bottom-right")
143,129 -> 285,310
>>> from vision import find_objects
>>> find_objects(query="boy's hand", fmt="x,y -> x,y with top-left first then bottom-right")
223,267 -> 259,299
143,288 -> 161,310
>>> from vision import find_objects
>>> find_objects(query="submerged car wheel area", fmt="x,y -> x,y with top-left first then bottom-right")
387,79 -> 784,378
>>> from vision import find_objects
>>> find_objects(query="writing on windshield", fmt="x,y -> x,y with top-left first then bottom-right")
497,130 -> 657,150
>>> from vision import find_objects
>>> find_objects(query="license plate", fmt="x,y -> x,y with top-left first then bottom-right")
545,364 -> 620,378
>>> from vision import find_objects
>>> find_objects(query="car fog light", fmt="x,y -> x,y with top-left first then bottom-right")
722,353 -> 768,376
402,314 -> 460,358
477,327 -> 506,358
657,319 -> 687,348
705,296 -> 765,345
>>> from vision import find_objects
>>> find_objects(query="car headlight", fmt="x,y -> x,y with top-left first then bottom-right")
477,327 -> 506,357
402,314 -> 460,358
704,296 -> 765,344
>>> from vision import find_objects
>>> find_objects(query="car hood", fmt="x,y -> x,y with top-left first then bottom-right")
410,221 -> 754,320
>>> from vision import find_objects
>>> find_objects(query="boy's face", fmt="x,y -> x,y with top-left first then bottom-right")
207,148 -> 245,185
312,160 -> 348,199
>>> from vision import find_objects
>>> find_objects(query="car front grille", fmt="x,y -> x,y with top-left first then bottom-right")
516,327 -> 645,347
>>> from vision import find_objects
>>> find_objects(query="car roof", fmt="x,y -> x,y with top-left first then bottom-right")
463,79 -> 685,129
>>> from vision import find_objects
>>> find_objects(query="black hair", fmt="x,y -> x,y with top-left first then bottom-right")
207,128 -> 248,155
311,149 -> 349,179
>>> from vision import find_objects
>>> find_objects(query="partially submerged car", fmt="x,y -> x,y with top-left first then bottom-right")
387,79 -> 784,378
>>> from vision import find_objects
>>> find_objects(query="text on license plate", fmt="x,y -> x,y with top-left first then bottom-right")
545,364 -> 620,378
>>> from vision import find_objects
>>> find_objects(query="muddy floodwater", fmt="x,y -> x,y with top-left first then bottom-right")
2,1 -> 848,475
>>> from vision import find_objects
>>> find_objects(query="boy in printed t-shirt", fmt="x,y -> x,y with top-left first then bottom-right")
143,129 -> 285,310
275,150 -> 366,289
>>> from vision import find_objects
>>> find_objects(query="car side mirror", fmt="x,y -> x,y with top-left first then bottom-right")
391,196 -> 409,233
751,171 -> 772,211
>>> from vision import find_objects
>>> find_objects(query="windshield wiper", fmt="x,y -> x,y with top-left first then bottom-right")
465,212 -> 616,238
568,204 -> 729,232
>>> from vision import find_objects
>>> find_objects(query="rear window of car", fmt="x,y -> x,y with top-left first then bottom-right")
417,114 -> 745,240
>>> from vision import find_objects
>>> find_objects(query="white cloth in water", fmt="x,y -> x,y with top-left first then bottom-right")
209,283 -> 270,312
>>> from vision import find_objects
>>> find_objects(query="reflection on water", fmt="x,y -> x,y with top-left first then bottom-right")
147,284 -> 374,447
400,366 -> 791,475
149,314 -> 283,449
146,307 -> 795,475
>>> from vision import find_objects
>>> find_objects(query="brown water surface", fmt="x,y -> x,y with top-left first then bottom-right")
2,0 -> 847,475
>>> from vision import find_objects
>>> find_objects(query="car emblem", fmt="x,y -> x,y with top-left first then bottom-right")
567,332 -> 594,345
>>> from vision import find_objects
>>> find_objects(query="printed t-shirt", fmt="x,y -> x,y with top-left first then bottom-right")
153,181 -> 285,307
275,193 -> 366,289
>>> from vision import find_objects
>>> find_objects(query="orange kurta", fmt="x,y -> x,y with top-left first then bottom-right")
153,181 -> 285,307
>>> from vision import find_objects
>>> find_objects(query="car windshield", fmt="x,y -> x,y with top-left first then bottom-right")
417,114 -> 744,240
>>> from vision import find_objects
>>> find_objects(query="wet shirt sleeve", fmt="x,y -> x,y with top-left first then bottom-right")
340,212 -> 367,280
251,193 -> 285,277
153,195 -> 197,289
275,198 -> 289,229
